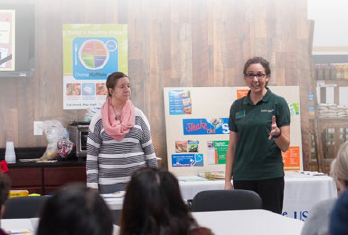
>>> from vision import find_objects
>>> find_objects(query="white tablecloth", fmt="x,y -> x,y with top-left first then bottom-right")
193,209 -> 304,235
1,218 -> 37,234
1,218 -> 120,235
179,171 -> 338,220
101,171 -> 337,221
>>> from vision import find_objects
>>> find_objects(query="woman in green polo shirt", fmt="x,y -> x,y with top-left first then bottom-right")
224,57 -> 290,214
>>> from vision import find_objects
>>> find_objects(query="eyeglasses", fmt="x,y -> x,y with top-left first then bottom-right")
245,73 -> 266,79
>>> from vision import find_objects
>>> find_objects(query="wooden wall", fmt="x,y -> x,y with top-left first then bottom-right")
0,0 -> 311,169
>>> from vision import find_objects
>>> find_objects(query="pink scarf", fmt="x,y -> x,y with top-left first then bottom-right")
101,98 -> 135,141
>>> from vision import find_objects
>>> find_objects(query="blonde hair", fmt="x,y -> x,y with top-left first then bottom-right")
331,141 -> 348,190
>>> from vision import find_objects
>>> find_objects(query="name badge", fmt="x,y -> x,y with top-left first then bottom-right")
235,110 -> 245,119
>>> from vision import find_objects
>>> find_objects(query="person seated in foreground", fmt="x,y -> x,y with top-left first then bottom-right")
329,187 -> 348,235
301,140 -> 348,235
0,173 -> 10,235
36,183 -> 113,235
119,167 -> 214,235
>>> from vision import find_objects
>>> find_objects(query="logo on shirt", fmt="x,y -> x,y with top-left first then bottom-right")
260,109 -> 274,113
235,110 -> 245,119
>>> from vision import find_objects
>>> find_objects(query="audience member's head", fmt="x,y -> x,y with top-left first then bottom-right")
36,183 -> 113,235
330,188 -> 348,235
0,173 -> 10,218
120,167 -> 210,235
330,141 -> 348,192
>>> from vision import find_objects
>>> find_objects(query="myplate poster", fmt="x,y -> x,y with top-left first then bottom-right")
63,24 -> 128,109
164,87 -> 303,176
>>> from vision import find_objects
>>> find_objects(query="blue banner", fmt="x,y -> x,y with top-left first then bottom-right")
172,154 -> 204,167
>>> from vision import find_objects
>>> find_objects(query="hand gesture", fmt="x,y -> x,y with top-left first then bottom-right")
268,115 -> 280,140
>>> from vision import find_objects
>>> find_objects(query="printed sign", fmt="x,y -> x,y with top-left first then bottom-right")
207,140 -> 229,165
63,24 -> 128,109
308,106 -> 315,116
282,146 -> 301,170
169,90 -> 192,115
237,89 -> 249,99
308,91 -> 314,101
188,140 -> 199,152
175,140 -> 199,153
183,118 -> 229,135
72,37 -> 119,80
289,103 -> 300,115
172,154 -> 204,167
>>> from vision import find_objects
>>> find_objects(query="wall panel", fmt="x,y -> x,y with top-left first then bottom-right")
0,0 -> 311,169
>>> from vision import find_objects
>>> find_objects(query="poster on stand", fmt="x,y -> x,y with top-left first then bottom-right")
164,87 -> 303,176
63,24 -> 128,110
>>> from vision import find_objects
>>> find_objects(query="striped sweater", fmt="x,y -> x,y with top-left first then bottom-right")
86,108 -> 158,193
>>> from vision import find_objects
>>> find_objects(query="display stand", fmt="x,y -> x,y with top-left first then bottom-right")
164,87 -> 303,176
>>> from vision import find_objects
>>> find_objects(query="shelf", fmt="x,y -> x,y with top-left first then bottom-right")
7,165 -> 86,195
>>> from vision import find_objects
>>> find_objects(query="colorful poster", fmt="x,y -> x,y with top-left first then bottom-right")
175,140 -> 199,153
308,91 -> 314,101
289,103 -> 300,115
172,154 -> 204,167
183,118 -> 229,135
169,90 -> 192,115
283,146 -> 301,170
308,106 -> 315,116
188,140 -> 199,152
175,141 -> 187,153
0,10 -> 15,71
207,140 -> 229,165
63,24 -> 128,109
164,87 -> 303,176
237,89 -> 249,99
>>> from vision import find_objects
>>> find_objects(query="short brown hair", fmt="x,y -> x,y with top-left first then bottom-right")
243,57 -> 271,76
106,72 -> 129,97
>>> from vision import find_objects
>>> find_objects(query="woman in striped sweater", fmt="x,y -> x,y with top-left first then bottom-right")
86,72 -> 158,194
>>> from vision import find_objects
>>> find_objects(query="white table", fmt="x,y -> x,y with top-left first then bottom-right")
1,218 -> 37,234
1,218 -> 120,235
193,209 -> 304,235
1,211 -> 301,235
179,171 -> 338,220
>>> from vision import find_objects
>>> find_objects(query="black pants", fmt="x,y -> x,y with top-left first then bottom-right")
233,177 -> 284,214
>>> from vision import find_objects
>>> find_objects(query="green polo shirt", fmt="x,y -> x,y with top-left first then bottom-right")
228,88 -> 290,180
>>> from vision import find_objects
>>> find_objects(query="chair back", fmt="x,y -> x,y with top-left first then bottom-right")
191,189 -> 262,212
3,196 -> 48,219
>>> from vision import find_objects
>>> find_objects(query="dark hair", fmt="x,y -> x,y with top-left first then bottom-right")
243,57 -> 271,76
106,72 -> 129,97
120,168 -> 198,235
36,183 -> 113,235
0,173 -> 11,208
